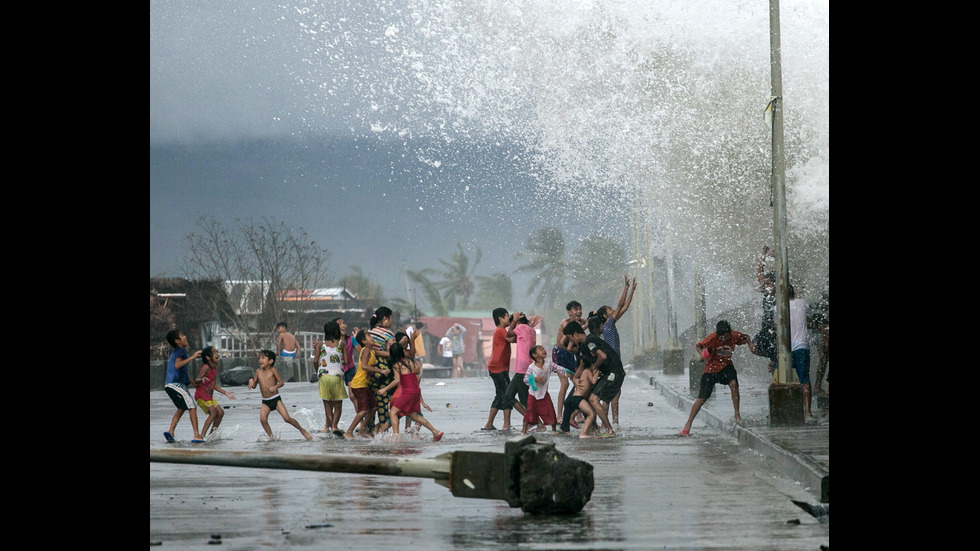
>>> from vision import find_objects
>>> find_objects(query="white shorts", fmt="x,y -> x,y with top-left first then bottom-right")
165,383 -> 196,411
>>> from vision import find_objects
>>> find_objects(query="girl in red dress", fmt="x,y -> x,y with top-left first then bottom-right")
382,342 -> 444,441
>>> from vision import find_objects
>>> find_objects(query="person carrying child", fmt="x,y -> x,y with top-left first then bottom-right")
522,345 -> 558,435
382,342 -> 444,441
248,350 -> 313,441
194,346 -> 236,437
163,329 -> 205,443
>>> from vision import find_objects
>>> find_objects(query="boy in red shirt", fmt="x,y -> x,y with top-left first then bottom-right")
481,307 -> 517,430
679,320 -> 757,436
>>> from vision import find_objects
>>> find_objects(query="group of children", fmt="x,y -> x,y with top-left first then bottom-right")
162,305 -> 445,443
161,271 -> 763,443
476,274 -> 638,439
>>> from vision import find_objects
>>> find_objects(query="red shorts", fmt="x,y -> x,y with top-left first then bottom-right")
351,386 -> 376,413
523,393 -> 557,425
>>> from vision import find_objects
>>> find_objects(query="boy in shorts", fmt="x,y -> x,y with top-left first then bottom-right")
163,329 -> 205,443
558,360 -> 600,438
248,350 -> 313,441
679,320 -> 758,435
578,316 -> 625,437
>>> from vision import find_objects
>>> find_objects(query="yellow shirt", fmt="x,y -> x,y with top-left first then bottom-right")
351,349 -> 376,389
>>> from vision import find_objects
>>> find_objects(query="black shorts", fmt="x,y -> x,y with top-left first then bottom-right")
592,371 -> 624,403
262,395 -> 283,411
503,372 -> 529,409
489,371 -> 513,410
698,364 -> 738,401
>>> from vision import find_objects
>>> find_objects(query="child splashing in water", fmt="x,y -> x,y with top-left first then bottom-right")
382,342 -> 444,442
195,346 -> 236,437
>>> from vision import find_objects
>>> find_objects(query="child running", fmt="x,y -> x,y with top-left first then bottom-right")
344,330 -> 386,439
163,329 -> 205,443
248,350 -> 313,441
194,346 -> 236,437
522,345 -> 558,435
383,342 -> 444,441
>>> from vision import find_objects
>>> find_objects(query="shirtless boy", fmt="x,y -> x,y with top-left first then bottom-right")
248,349 -> 313,441
559,362 -> 599,438
276,322 -> 300,359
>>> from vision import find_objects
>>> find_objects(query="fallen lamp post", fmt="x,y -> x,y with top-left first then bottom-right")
150,434 -> 594,515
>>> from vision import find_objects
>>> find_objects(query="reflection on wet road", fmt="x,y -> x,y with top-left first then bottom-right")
151,374 -> 828,549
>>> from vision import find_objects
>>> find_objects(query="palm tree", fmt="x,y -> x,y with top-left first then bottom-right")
406,268 -> 448,316
567,234 -> 628,312
514,226 -> 570,313
436,243 -> 482,311
337,265 -> 384,300
473,272 -> 513,310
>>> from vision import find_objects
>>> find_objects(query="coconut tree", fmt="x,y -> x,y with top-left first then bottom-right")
337,265 -> 384,300
436,243 -> 481,311
514,226 -> 570,313
473,271 -> 513,310
406,268 -> 448,316
567,234 -> 628,314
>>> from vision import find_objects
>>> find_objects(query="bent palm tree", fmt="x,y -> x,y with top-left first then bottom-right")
473,272 -> 513,310
437,243 -> 481,311
514,226 -> 569,313
567,234 -> 627,311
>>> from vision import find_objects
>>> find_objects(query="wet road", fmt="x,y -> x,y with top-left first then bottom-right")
150,373 -> 829,549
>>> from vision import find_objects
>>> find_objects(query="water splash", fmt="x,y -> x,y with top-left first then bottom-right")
206,423 -> 242,441
287,0 -> 828,310
293,406 -> 322,431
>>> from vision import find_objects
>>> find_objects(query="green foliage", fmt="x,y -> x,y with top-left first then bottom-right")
514,226 -> 569,313
473,272 -> 513,310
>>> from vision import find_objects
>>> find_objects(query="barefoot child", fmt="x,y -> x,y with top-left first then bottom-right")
560,364 -> 600,438
194,346 -> 236,437
344,330 -> 386,439
314,320 -> 348,435
163,329 -> 205,443
679,320 -> 757,436
248,350 -> 313,441
383,342 -> 444,441
522,345 -> 558,435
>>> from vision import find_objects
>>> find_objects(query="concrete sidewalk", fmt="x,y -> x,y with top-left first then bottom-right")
635,364 -> 829,503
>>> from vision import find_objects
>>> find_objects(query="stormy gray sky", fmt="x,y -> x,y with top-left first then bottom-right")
150,0 -> 829,324
149,0 -> 624,310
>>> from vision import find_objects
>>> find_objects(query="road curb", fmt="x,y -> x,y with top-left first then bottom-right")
640,370 -> 829,503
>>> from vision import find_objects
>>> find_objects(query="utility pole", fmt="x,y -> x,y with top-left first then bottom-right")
767,0 -> 804,425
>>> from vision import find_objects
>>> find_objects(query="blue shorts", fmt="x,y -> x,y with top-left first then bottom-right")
792,349 -> 811,384
552,346 -> 577,375
280,350 -> 297,358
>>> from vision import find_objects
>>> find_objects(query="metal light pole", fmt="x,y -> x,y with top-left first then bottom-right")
150,435 -> 593,514
767,0 -> 804,425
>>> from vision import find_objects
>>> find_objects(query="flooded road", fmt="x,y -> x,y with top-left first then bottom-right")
150,373 -> 829,549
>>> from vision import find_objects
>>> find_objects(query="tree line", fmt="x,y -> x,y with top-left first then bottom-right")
151,216 -> 630,354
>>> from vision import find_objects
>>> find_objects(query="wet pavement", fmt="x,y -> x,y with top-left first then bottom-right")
150,366 -> 829,549
641,364 -> 830,504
